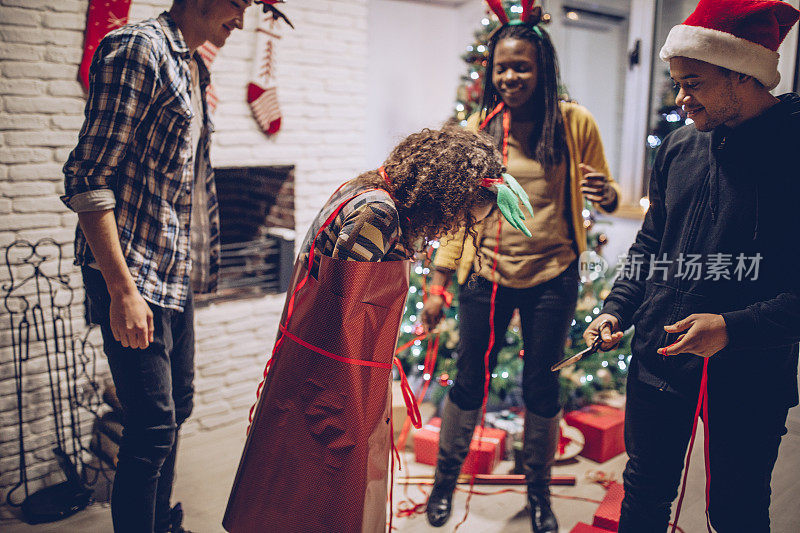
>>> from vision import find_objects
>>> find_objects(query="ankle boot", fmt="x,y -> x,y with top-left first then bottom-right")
524,409 -> 561,533
426,395 -> 480,528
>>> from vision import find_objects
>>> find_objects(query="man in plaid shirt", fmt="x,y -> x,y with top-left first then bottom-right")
61,2 -> 261,531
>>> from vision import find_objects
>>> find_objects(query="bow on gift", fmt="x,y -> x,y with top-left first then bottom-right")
482,173 -> 535,237
254,0 -> 294,28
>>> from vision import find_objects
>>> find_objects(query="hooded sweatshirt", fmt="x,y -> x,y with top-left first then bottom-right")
602,93 -> 800,409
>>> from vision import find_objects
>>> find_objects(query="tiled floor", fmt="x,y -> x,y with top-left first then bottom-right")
5,410 -> 800,532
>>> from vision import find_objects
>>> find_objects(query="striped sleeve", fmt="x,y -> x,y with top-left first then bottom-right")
332,201 -> 400,262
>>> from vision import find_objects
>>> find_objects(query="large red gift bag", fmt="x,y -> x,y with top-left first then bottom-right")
223,191 -> 417,533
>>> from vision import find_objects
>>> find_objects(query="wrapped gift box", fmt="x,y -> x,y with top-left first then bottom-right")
570,523 -> 614,532
593,481 -> 624,531
564,404 -> 625,463
414,417 -> 506,475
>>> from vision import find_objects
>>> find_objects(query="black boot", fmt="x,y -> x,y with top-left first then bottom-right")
528,490 -> 558,533
426,396 -> 480,528
168,503 -> 194,533
426,474 -> 457,528
524,409 -> 560,533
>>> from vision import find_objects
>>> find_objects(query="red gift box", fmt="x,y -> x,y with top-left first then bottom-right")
593,481 -> 624,531
564,404 -> 625,463
570,523 -> 614,532
414,418 -> 506,475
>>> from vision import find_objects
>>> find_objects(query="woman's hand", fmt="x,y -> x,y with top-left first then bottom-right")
421,296 -> 446,333
580,163 -> 616,208
421,269 -> 454,333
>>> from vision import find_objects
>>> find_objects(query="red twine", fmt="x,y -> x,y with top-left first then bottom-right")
454,107 -> 508,530
427,285 -> 453,307
671,357 -> 712,533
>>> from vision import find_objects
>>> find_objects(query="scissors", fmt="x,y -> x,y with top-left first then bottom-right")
551,320 -> 612,372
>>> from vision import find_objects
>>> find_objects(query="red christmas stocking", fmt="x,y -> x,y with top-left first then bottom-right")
197,42 -> 220,114
80,0 -> 132,90
247,15 -> 283,135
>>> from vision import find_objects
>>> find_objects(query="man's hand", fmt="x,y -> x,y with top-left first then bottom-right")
584,313 -> 624,351
78,210 -> 154,349
110,290 -> 154,349
421,296 -> 445,333
580,164 -> 616,207
658,313 -> 728,358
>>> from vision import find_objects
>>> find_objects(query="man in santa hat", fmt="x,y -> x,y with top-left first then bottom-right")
60,2 -> 272,532
584,0 -> 800,531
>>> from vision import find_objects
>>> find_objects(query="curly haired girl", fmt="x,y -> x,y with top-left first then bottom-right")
299,125 -> 505,267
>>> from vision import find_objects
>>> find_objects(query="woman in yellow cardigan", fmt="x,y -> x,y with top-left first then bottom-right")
421,10 -> 620,533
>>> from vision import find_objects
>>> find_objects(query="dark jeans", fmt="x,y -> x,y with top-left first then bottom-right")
620,376 -> 788,533
83,267 -> 195,533
449,263 -> 579,418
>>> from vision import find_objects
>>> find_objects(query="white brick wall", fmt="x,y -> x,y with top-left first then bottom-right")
0,0 -> 88,515
0,0 -> 368,521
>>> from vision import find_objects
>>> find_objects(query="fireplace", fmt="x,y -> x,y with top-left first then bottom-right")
199,165 -> 296,303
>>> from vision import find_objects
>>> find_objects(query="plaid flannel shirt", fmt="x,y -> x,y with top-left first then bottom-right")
62,12 -> 219,311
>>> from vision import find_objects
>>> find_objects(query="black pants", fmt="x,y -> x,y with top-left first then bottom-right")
83,267 -> 195,533
620,376 -> 788,533
448,263 -> 579,418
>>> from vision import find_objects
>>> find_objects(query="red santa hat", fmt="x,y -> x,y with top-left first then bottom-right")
659,0 -> 799,90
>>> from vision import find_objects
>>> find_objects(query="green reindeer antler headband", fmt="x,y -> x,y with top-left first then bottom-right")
481,174 -> 535,237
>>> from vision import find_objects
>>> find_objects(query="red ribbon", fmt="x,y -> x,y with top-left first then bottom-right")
378,166 -> 391,187
480,176 -> 505,189
387,354 -> 425,531
396,333 -> 440,451
558,426 -> 570,456
671,357 -> 712,533
278,324 -> 392,368
479,102 -> 505,130
454,108 -> 507,531
393,356 -> 422,429
390,258 -> 442,524
394,334 -> 424,357
427,285 -> 453,307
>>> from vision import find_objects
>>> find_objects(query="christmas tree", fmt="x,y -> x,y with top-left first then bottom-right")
395,1 -> 633,413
